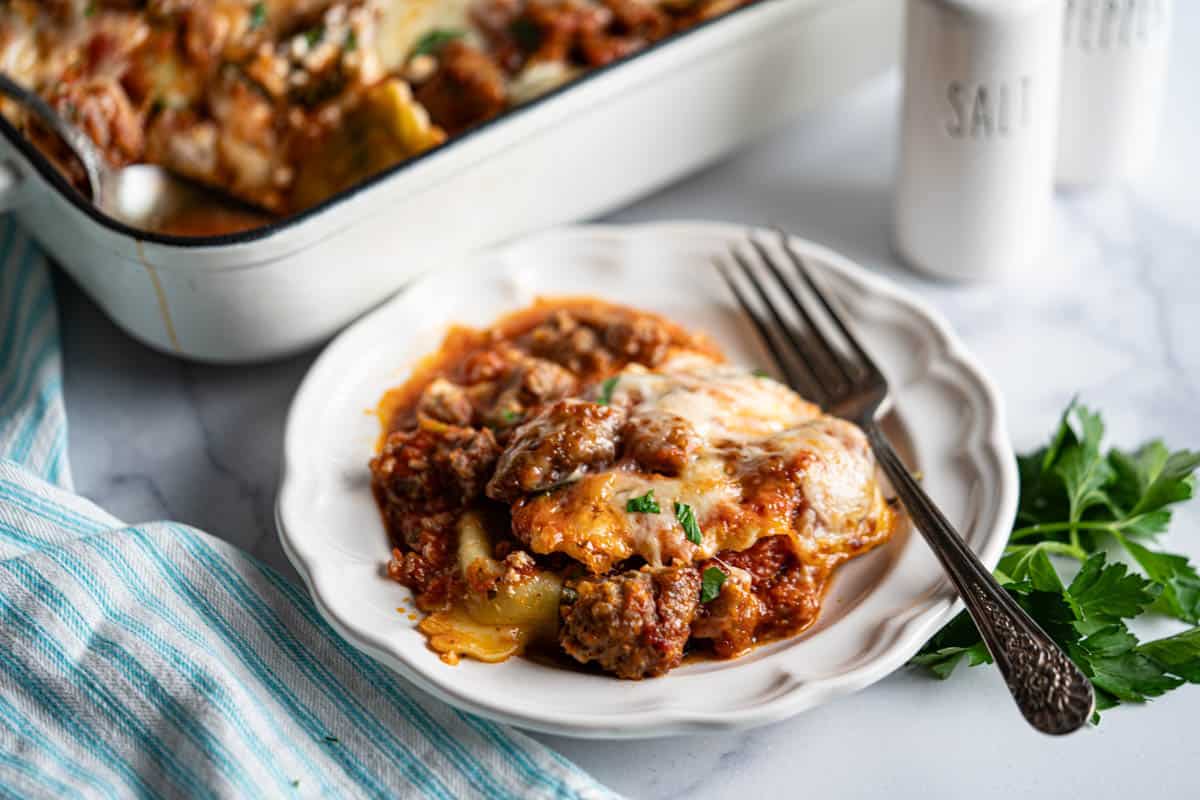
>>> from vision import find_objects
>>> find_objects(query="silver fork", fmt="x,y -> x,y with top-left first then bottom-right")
717,229 -> 1095,735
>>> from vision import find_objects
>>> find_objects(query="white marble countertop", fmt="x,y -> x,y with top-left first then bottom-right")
59,6 -> 1200,798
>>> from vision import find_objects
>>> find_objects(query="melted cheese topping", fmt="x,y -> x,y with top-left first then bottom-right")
377,0 -> 483,69
603,354 -> 821,443
514,359 -> 893,573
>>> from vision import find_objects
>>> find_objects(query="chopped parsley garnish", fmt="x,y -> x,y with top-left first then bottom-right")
675,501 -> 702,545
84,1 -> 97,17
249,2 -> 267,29
597,377 -> 619,405
412,29 -> 465,57
304,26 -> 324,47
700,567 -> 726,603
509,17 -> 542,51
501,409 -> 523,423
343,29 -> 358,52
149,94 -> 188,116
752,368 -> 773,379
626,490 -> 661,514
912,400 -> 1200,721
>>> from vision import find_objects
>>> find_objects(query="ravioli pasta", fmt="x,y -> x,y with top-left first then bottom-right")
418,512 -> 562,663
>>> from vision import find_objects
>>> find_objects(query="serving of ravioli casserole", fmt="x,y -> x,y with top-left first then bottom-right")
370,298 -> 898,679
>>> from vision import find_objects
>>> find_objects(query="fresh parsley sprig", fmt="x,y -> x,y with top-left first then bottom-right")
596,376 -> 619,406
626,490 -> 660,514
912,401 -> 1200,720
249,2 -> 267,29
675,501 -> 702,545
411,29 -> 464,57
700,567 -> 726,603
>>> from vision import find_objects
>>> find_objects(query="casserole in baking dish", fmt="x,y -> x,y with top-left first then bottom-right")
0,0 -> 769,224
0,0 -> 899,362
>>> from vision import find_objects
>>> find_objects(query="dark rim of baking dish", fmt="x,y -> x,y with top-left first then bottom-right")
0,0 -> 781,249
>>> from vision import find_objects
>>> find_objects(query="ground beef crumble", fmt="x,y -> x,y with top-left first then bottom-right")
559,565 -> 700,678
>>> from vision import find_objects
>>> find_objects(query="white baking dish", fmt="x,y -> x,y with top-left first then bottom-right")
0,0 -> 899,363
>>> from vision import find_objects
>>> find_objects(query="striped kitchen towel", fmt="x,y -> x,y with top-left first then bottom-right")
0,216 -> 617,800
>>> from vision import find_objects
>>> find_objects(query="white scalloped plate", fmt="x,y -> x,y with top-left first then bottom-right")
277,222 -> 1017,738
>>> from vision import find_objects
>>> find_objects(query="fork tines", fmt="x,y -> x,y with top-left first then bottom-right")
715,229 -> 883,415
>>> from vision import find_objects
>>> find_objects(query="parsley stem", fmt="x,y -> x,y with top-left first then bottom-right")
1009,520 -> 1128,541
1026,541 -> 1089,561
1003,540 -> 1090,564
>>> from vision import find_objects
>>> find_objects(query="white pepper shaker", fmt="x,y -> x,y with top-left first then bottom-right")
894,0 -> 1064,282
1056,0 -> 1173,185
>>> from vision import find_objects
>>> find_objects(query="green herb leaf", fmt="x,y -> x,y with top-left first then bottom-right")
999,546 -> 1066,589
1118,536 -> 1200,623
751,368 -> 773,379
700,567 -> 726,603
1055,405 -> 1113,524
908,609 -> 993,678
509,17 -> 541,51
249,2 -> 267,29
626,490 -> 661,514
1138,628 -> 1200,683
1065,554 -> 1159,624
501,409 -> 524,424
1089,651 -> 1183,703
909,641 -> 993,679
1015,450 -> 1070,529
1077,623 -> 1139,659
412,29 -> 464,57
344,29 -> 358,52
304,26 -> 324,47
913,400 -> 1200,722
1109,442 -> 1200,520
597,377 -> 619,406
1015,586 -> 1080,651
674,501 -> 702,546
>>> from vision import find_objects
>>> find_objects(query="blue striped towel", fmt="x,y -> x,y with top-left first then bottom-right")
0,217 -> 616,799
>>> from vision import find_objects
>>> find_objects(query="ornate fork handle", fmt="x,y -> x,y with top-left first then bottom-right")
864,423 -> 1095,735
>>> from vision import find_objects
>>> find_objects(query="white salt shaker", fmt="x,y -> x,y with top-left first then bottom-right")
1056,0 -> 1173,185
894,0 -> 1064,282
